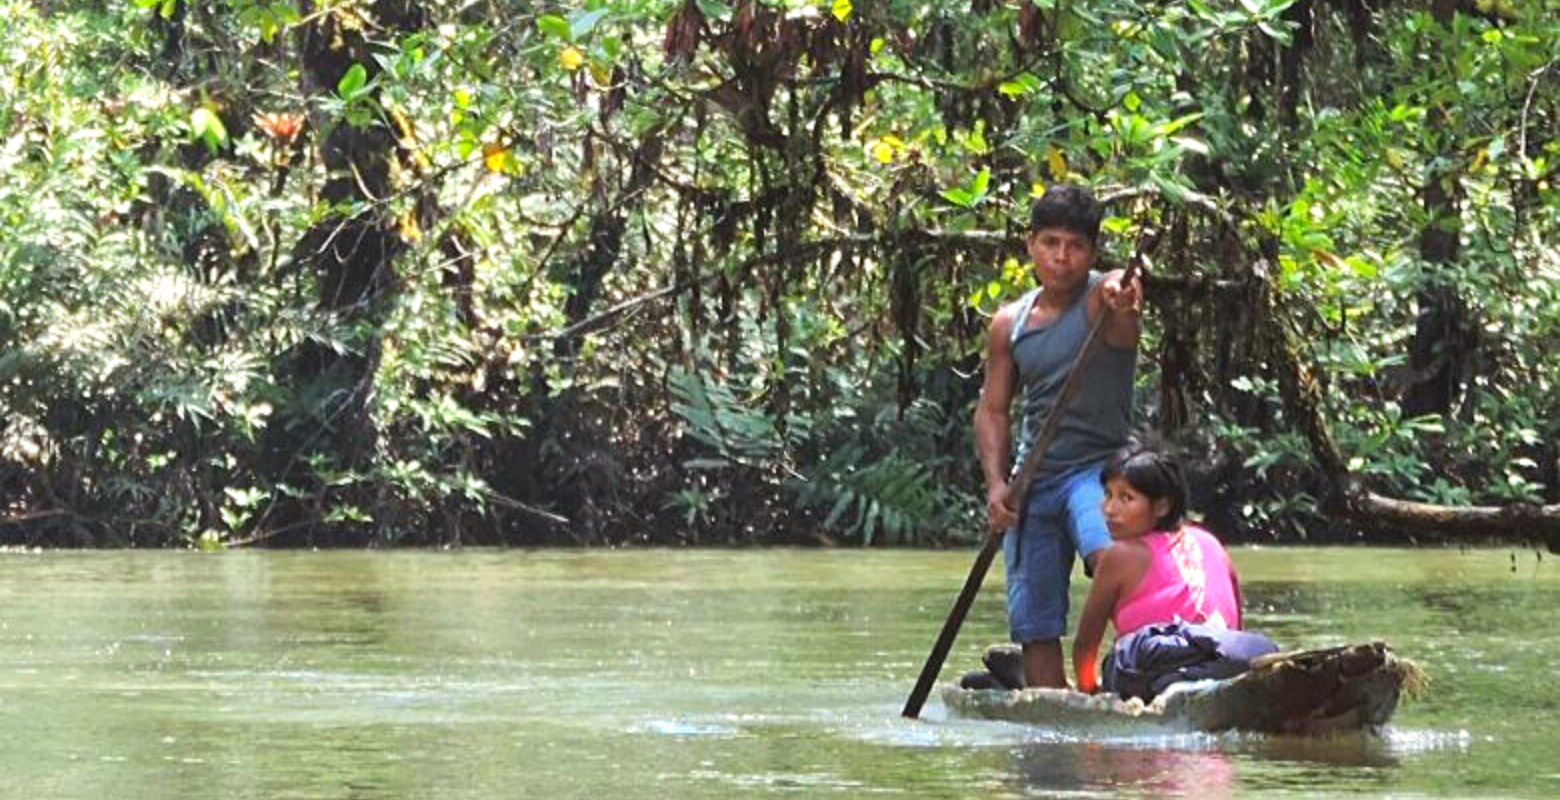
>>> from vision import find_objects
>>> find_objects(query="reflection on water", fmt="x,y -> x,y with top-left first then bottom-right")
1012,741 -> 1238,798
0,548 -> 1554,799
1242,732 -> 1401,768
996,727 -> 1436,798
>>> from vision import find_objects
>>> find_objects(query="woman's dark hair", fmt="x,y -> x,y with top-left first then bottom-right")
1028,183 -> 1103,243
1100,442 -> 1188,531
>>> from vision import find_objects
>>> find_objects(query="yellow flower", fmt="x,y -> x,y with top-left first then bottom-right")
559,46 -> 585,72
483,142 -> 512,174
1047,146 -> 1069,180
398,212 -> 422,243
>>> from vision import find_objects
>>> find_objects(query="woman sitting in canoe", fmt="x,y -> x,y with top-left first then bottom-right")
1072,443 -> 1275,698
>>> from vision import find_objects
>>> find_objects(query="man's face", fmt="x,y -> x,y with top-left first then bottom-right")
1025,227 -> 1094,289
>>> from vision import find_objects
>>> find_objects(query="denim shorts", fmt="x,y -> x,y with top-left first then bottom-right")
1003,463 -> 1113,643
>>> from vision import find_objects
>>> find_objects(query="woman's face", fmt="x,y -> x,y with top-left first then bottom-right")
1101,476 -> 1170,539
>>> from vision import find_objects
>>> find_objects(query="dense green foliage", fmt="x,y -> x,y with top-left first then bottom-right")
1,0 -> 1556,547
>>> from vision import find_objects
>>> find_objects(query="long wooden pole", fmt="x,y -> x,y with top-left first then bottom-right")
901,248 -> 1149,719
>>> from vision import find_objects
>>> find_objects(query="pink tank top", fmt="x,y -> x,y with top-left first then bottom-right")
1112,525 -> 1239,636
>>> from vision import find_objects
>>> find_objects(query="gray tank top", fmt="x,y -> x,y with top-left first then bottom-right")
1009,272 -> 1136,481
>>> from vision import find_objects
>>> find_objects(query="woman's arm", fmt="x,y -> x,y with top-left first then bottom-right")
1072,547 -> 1125,693
1231,567 -> 1244,631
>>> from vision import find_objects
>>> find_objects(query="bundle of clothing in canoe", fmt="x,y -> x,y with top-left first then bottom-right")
962,622 -> 1282,704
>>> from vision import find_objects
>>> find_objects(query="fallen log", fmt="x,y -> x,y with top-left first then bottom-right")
1348,491 -> 1560,552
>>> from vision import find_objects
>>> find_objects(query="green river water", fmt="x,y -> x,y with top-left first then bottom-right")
0,547 -> 1554,799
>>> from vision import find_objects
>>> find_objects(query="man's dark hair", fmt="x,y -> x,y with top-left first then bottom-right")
1028,183 -> 1103,243
1100,441 -> 1188,531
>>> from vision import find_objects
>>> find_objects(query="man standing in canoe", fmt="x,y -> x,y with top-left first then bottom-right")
974,183 -> 1142,689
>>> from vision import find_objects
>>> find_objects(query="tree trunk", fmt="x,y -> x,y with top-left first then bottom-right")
1402,171 -> 1472,417
256,0 -> 428,544
1403,0 -> 1475,418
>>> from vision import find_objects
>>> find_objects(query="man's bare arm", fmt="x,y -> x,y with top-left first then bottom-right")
974,304 -> 1019,533
1093,268 -> 1142,349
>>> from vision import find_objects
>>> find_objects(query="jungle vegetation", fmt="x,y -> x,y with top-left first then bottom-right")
1,0 -> 1556,549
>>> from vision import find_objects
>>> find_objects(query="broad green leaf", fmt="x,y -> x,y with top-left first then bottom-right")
271,2 -> 300,23
941,187 -> 974,208
1150,172 -> 1190,204
1156,112 -> 1204,136
997,80 -> 1027,98
189,107 -> 228,152
832,0 -> 852,22
1256,20 -> 1291,44
570,8 -> 609,40
189,107 -> 215,137
997,73 -> 1041,98
1261,0 -> 1301,13
963,124 -> 990,155
537,14 -> 571,41
337,63 -> 368,99
1345,257 -> 1377,279
696,0 -> 733,20
823,491 -> 854,528
969,167 -> 990,198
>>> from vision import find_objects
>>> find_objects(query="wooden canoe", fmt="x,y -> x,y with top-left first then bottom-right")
942,642 -> 1426,735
